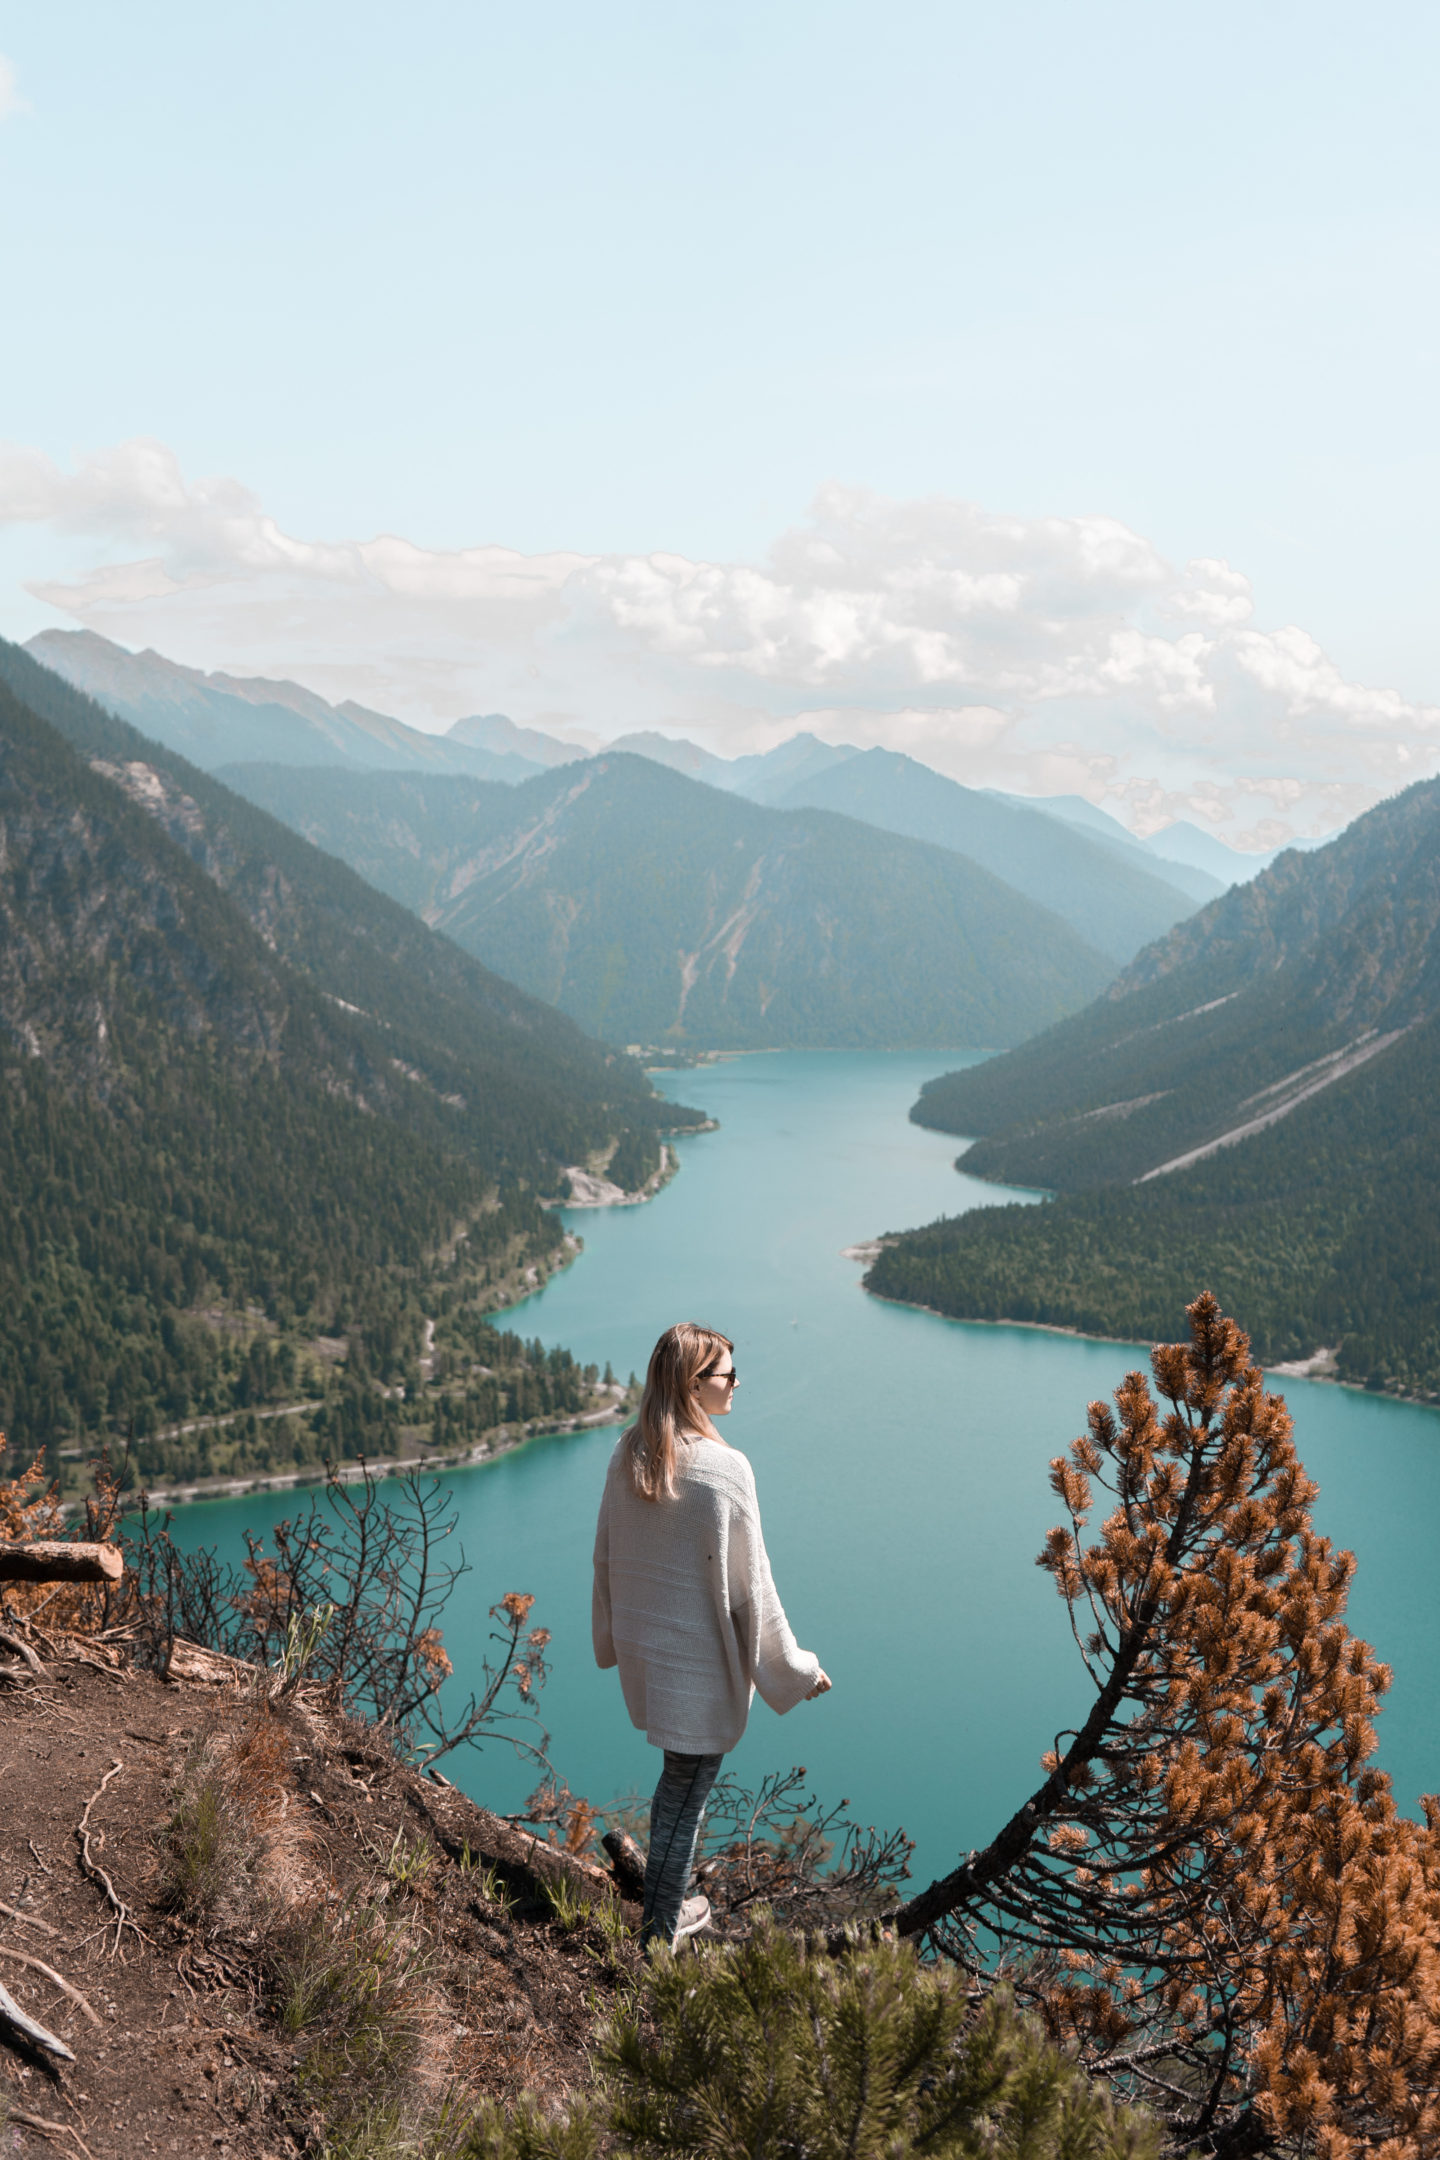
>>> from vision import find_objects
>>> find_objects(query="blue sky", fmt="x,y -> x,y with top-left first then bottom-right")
2,2 -> 1438,841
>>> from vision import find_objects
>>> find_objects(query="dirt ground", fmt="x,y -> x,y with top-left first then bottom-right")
0,1655 -> 639,2158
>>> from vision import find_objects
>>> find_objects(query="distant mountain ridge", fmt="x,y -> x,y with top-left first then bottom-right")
865,775 -> 1440,1395
26,629 -> 546,781
29,631 -> 1274,899
447,711 -> 587,767
216,755 -> 1116,1051
757,747 -> 1212,961
986,790 -> 1272,893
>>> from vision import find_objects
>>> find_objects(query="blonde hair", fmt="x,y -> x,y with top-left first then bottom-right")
627,1322 -> 734,1502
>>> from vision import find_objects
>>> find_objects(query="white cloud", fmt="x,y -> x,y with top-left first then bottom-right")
0,57 -> 24,122
3,437 -> 1438,847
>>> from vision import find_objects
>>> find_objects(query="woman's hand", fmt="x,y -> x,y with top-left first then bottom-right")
806,1668 -> 832,1699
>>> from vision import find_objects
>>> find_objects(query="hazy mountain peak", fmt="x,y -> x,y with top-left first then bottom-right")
759,744 -> 1211,963
446,711 -> 585,766
605,731 -> 729,779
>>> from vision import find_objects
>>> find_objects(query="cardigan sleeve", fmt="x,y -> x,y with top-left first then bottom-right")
726,1460 -> 821,1716
591,1473 -> 617,1670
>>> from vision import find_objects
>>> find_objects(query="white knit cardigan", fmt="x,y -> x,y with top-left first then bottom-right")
592,1431 -> 821,1754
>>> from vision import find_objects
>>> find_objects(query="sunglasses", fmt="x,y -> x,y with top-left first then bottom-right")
704,1367 -> 739,1389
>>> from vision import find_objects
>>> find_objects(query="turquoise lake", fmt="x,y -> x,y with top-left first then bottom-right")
168,1050 -> 1440,1884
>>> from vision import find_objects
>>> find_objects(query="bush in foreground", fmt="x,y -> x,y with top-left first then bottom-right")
602,1918 -> 1154,2160
456,1919 -> 1153,2160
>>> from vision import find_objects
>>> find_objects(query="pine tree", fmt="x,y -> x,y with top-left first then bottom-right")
604,1918 -> 1153,2160
895,1293 -> 1440,2154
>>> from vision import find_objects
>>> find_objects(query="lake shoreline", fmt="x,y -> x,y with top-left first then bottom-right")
153,1048 -> 1440,1865
862,1285 -> 1440,1412
126,1404 -> 633,1514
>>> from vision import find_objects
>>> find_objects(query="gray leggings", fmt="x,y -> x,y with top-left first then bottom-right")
641,1749 -> 723,1951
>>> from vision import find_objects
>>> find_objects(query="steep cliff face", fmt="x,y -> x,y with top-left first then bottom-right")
0,638 -> 686,1166
1109,771 -> 1440,1019
0,688 -> 297,1096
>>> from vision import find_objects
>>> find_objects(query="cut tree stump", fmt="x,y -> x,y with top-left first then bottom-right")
602,1828 -> 647,1902
0,1542 -> 123,1584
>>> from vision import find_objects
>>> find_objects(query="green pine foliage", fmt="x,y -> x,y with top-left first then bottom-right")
604,1923 -> 1152,2159
453,1922 -> 1154,2160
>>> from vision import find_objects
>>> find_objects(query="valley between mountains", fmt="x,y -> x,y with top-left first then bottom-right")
3,616 -> 1436,1489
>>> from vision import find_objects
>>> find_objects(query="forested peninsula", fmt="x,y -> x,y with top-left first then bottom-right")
867,774 -> 1440,1399
0,641 -> 703,1490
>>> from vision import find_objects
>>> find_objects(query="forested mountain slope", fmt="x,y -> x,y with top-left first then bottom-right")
764,746 -> 1214,960
218,755 -> 1115,1050
910,777 -> 1440,1189
866,777 -> 1440,1394
0,640 -> 692,1471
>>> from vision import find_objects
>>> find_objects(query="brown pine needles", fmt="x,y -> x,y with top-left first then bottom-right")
896,1292 -> 1440,2158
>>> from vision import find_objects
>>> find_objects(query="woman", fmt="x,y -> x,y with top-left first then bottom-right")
592,1322 -> 831,1952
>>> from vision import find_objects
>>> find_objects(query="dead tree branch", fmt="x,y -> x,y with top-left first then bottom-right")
0,1976 -> 75,2062
0,1946 -> 101,2027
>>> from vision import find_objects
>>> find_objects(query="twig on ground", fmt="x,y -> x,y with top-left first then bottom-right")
0,1627 -> 45,1677
0,1896 -> 58,1936
74,1758 -> 144,1956
27,1840 -> 54,1876
9,2107 -> 95,2158
0,1974 -> 75,2061
18,1620 -> 125,1683
0,1944 -> 102,2025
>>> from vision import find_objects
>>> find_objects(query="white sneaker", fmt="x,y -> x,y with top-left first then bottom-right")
673,1894 -> 712,1944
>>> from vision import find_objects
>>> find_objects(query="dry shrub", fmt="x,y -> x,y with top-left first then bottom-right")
267,1893 -> 443,2147
516,1777 -> 602,1860
900,1292 -> 1440,2151
0,1444 -> 135,1640
159,1697 -> 307,1931
131,1465 -> 552,1761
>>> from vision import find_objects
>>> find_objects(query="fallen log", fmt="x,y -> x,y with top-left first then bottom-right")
165,1639 -> 252,1684
0,1542 -> 123,1585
